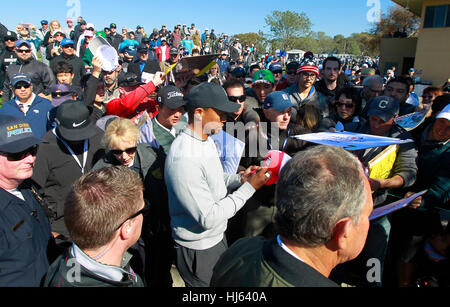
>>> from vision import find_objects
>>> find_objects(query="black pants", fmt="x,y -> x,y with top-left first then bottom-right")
175,237 -> 228,287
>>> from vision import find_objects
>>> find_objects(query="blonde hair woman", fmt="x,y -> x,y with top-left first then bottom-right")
92,117 -> 173,286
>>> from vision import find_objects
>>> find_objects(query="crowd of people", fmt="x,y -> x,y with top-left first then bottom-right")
0,16 -> 449,288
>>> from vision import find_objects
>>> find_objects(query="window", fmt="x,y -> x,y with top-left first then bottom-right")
424,5 -> 450,28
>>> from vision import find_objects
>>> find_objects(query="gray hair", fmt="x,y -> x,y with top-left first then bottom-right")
274,145 -> 367,248
362,75 -> 384,88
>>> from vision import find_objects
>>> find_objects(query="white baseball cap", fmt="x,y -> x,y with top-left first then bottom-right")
436,104 -> 450,121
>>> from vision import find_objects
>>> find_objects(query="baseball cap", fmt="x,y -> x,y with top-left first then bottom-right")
186,82 -> 240,113
252,69 -> 275,85
15,39 -> 31,49
367,96 -> 400,122
231,67 -> 246,78
264,91 -> 294,111
5,31 -> 17,41
60,38 -> 75,47
169,47 -> 179,55
286,61 -> 300,71
67,18 -> 73,22
120,45 -> 137,56
84,30 -> 94,37
0,115 -> 45,154
110,23 -> 117,28
51,83 -> 75,107
137,44 -> 149,53
269,62 -> 283,73
55,100 -> 98,141
157,85 -> 187,109
86,23 -> 95,30
52,29 -> 65,36
436,104 -> 450,121
10,73 -> 31,87
41,20 -> 48,25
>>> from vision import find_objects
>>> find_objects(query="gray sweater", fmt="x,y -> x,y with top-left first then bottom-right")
164,128 -> 255,250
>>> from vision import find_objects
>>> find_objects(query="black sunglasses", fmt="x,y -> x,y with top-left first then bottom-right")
228,95 -> 246,103
116,200 -> 151,230
286,71 -> 297,75
14,82 -> 31,90
0,145 -> 38,161
110,146 -> 137,156
52,91 -> 72,98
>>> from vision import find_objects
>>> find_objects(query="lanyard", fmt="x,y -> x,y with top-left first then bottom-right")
277,235 -> 305,263
53,128 -> 89,174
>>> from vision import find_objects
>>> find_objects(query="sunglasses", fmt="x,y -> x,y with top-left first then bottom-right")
62,45 -> 74,49
116,200 -> 151,230
336,102 -> 355,108
286,71 -> 297,75
14,82 -> 31,90
0,145 -> 38,161
272,70 -> 283,75
52,91 -> 72,98
17,49 -> 31,54
228,95 -> 246,102
110,146 -> 137,156
422,95 -> 433,99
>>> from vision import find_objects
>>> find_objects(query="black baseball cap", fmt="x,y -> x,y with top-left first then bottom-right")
157,85 -> 186,109
0,115 -> 45,154
169,47 -> 179,55
367,96 -> 400,122
55,100 -> 98,141
186,82 -> 240,113
110,23 -> 117,28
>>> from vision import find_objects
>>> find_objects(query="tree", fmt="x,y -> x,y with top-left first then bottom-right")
233,32 -> 269,54
264,10 -> 312,51
366,4 -> 421,54
371,4 -> 421,37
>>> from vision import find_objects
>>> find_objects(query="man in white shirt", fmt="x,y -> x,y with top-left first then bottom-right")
164,82 -> 271,286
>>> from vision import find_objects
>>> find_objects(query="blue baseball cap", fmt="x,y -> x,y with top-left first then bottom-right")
10,73 -> 31,87
0,115 -> 45,154
269,62 -> 283,72
14,39 -> 31,49
60,38 -> 75,47
367,96 -> 400,122
41,20 -> 48,25
264,91 -> 294,111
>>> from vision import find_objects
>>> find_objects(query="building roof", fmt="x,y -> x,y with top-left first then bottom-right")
392,0 -> 423,16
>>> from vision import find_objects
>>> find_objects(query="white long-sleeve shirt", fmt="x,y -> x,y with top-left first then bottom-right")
164,128 -> 255,250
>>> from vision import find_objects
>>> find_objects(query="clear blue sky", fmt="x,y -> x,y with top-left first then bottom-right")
2,0 -> 395,37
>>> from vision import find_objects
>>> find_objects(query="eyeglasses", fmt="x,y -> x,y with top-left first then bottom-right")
17,49 -> 31,54
301,72 -> 317,79
228,95 -> 246,102
110,146 -> 137,156
0,145 -> 38,161
336,102 -> 355,109
14,82 -> 31,90
116,200 -> 151,230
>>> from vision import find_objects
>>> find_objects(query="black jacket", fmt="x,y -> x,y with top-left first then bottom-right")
2,57 -> 56,101
0,181 -> 56,287
31,127 -> 105,236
